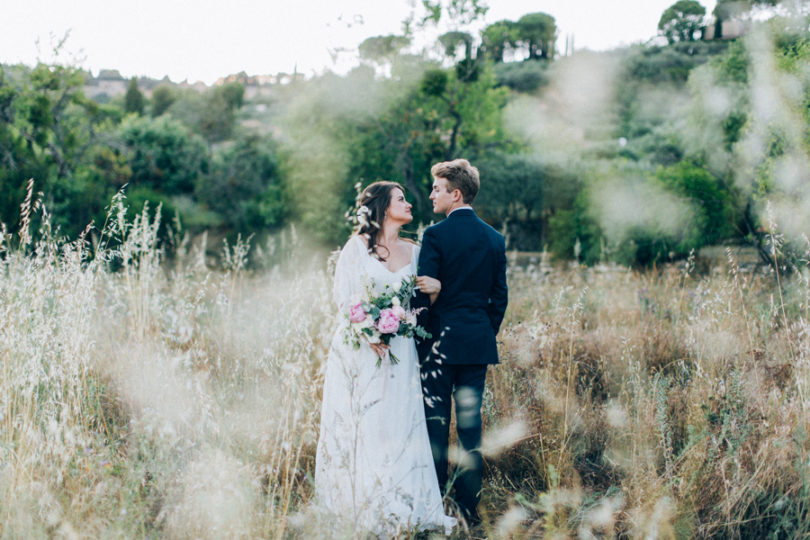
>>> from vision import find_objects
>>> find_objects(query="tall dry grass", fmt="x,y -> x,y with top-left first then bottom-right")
1,195 -> 329,538
486,251 -> 810,538
2,195 -> 810,538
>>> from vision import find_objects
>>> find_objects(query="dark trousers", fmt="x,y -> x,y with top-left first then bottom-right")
421,360 -> 488,521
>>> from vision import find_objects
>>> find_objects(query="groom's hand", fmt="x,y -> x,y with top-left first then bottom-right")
416,275 -> 441,305
415,275 -> 441,295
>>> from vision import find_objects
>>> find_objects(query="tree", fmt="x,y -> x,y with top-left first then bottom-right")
20,63 -> 98,180
214,81 -> 245,111
50,145 -> 130,236
316,56 -> 510,225
150,84 -> 175,117
714,0 -> 779,20
124,77 -> 145,115
438,31 -> 474,61
438,31 -> 479,81
654,161 -> 737,248
417,64 -> 509,163
196,134 -> 284,232
0,61 -> 125,237
359,35 -> 411,65
403,0 -> 488,34
482,20 -> 519,63
0,67 -> 49,233
658,0 -> 707,44
168,83 -> 245,143
475,154 -> 543,225
119,115 -> 208,195
548,190 -> 603,263
198,82 -> 245,143
515,12 -> 557,60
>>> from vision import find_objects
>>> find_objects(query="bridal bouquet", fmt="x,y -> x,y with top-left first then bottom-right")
345,276 -> 432,366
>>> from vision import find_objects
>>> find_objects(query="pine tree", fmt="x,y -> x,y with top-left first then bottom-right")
124,77 -> 145,115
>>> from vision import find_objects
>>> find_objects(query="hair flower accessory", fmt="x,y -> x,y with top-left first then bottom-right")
356,205 -> 371,227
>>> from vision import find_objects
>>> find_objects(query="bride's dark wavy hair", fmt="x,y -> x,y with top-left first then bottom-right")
356,181 -> 405,261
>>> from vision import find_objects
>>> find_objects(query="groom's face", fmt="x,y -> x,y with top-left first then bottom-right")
430,177 -> 456,215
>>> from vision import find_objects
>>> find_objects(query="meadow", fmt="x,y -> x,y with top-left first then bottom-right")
2,197 -> 810,539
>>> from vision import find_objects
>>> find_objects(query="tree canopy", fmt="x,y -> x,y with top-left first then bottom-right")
658,0 -> 707,44
714,0 -> 780,20
482,20 -> 518,62
1,5 -> 808,269
359,35 -> 411,64
124,77 -> 145,115
516,12 -> 557,60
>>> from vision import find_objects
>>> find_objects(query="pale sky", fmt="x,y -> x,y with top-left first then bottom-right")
2,0 -> 718,84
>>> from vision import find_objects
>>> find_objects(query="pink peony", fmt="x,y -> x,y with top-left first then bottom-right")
391,305 -> 407,320
375,308 -> 401,334
349,303 -> 367,323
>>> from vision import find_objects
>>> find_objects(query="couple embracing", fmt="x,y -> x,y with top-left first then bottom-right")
314,159 -> 508,536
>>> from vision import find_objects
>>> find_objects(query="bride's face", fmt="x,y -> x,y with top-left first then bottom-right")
386,188 -> 413,225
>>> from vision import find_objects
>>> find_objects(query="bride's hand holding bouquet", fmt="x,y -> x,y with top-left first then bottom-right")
345,275 -> 431,366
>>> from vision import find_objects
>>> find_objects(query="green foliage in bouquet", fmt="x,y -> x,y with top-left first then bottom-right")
347,275 -> 432,366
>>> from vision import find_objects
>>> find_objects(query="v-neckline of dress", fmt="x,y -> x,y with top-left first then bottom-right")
376,258 -> 412,274
360,236 -> 413,274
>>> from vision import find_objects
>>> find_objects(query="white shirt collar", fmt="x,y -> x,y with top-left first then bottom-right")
448,205 -> 473,216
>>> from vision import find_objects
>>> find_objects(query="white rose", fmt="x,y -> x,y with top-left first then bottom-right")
391,296 -> 401,307
355,317 -> 374,330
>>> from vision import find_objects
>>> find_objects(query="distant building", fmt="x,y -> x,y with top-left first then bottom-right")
215,72 -> 276,99
213,70 -> 306,99
82,68 -> 307,103
703,17 -> 749,41
177,80 -> 209,93
84,70 -> 127,100
83,70 -> 173,101
97,69 -> 125,80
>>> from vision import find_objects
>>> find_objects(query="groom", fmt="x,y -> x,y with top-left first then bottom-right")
415,158 -> 508,526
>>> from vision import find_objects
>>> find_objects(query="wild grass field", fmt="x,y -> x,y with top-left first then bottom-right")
2,198 -> 810,539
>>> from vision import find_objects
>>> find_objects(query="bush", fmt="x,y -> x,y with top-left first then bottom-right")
654,161 -> 737,246
626,41 -> 729,84
119,115 -> 209,195
548,189 -> 603,264
196,134 -> 285,232
493,59 -> 550,92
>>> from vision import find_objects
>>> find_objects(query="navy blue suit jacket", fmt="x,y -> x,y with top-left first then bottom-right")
416,208 -> 508,365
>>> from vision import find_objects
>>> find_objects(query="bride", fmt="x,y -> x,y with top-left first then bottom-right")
314,181 -> 456,536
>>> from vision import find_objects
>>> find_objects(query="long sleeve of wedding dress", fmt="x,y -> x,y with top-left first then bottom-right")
314,236 -> 456,537
332,235 -> 363,315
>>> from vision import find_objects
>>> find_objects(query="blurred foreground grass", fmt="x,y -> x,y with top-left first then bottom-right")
2,202 -> 810,538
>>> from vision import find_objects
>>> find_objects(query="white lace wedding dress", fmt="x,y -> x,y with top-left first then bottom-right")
314,235 -> 456,536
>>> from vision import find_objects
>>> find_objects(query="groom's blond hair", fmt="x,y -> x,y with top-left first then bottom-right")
431,159 -> 480,204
